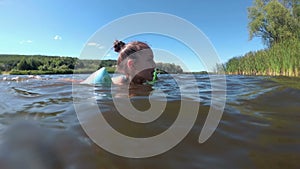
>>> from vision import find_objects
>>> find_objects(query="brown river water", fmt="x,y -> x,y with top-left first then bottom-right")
0,74 -> 299,169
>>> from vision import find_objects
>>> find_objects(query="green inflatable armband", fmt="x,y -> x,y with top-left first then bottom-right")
146,69 -> 158,85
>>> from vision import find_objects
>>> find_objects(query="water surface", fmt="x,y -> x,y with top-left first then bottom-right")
0,74 -> 299,169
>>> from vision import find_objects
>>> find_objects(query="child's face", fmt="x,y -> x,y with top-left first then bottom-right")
131,49 -> 156,82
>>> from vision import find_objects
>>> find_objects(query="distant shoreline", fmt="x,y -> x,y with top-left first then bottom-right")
1,69 -> 104,75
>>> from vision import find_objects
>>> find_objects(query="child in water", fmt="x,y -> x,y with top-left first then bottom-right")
112,40 -> 156,85
80,40 -> 157,89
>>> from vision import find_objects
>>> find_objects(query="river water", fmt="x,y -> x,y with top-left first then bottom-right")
0,74 -> 299,169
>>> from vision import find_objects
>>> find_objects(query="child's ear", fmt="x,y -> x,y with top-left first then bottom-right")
127,59 -> 134,69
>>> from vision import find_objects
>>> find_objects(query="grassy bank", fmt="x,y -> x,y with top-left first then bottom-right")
226,38 -> 300,77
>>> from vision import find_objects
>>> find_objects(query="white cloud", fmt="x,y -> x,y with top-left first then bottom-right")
53,35 -> 62,40
98,45 -> 105,49
87,42 -> 105,49
87,42 -> 98,46
19,40 -> 33,44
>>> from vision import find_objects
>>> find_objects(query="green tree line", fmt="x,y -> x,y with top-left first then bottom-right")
0,55 -> 117,74
156,62 -> 183,74
0,55 -> 184,74
0,55 -> 78,74
226,0 -> 300,77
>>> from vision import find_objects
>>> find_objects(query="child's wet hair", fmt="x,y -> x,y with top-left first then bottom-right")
113,40 -> 126,53
113,40 -> 151,72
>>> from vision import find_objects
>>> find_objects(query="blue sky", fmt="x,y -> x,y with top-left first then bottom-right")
0,0 -> 265,71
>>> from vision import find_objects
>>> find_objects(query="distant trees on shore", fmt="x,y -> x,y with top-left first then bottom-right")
0,55 -> 78,74
155,62 -> 183,74
0,55 -> 184,75
226,0 -> 300,77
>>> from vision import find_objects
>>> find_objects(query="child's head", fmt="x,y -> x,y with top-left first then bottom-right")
114,40 -> 156,84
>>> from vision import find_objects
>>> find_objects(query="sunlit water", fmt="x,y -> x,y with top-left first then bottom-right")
0,74 -> 299,169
